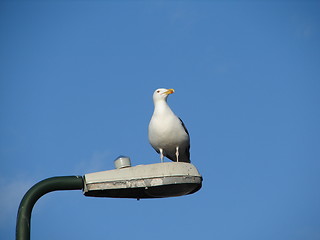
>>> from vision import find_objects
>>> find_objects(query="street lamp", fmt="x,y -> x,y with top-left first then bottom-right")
16,157 -> 203,240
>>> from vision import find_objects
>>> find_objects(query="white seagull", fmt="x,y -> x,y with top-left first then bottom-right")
148,88 -> 190,163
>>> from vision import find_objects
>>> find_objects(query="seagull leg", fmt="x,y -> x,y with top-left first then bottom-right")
159,148 -> 164,163
175,146 -> 179,162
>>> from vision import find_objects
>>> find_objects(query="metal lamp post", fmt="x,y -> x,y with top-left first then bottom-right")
16,157 -> 202,240
16,176 -> 83,240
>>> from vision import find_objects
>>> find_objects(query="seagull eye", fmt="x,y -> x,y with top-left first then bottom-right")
157,90 -> 160,93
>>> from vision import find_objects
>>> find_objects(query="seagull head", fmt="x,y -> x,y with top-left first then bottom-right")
153,88 -> 175,102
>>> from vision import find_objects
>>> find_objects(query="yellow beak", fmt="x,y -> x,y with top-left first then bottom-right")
164,88 -> 175,95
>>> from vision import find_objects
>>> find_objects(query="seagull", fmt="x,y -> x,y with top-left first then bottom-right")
148,88 -> 190,163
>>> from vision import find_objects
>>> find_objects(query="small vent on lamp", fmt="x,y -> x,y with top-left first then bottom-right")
114,156 -> 131,169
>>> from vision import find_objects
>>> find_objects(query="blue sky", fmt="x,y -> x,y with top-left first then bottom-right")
1,1 -> 320,239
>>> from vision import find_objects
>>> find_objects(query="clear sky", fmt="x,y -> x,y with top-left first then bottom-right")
1,1 -> 320,239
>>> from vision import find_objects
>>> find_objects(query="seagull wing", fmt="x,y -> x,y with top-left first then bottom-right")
179,117 -> 189,136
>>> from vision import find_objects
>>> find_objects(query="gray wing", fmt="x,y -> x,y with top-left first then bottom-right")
178,117 -> 191,162
179,117 -> 189,136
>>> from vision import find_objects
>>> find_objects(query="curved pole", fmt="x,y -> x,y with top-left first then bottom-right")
16,176 -> 84,240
